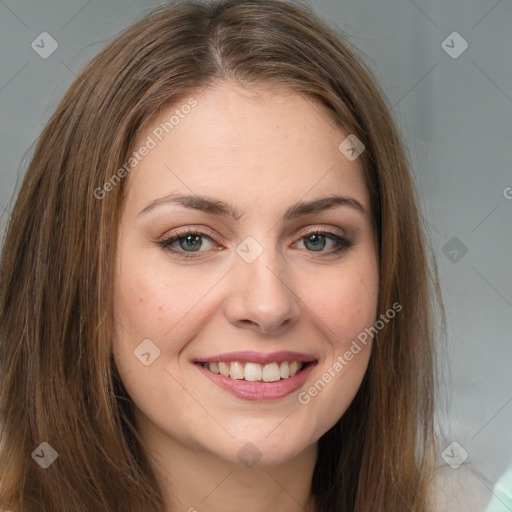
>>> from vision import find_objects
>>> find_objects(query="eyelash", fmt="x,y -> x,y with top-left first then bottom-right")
157,227 -> 354,260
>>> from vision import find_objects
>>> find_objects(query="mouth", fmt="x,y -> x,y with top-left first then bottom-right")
192,351 -> 318,400
198,360 -> 313,382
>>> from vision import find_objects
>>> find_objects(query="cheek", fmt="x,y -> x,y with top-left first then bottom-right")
113,254 -> 215,337
111,261 -> 200,421
112,257 -> 182,375
304,256 -> 379,348
111,250 -> 225,383
294,253 -> 378,431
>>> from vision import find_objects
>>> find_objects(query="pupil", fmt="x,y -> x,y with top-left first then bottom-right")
306,234 -> 325,251
181,235 -> 201,251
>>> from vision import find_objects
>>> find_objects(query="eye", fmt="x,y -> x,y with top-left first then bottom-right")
157,227 -> 353,260
295,229 -> 353,254
157,229 -> 219,259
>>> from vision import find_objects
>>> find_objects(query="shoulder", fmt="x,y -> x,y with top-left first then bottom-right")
483,465 -> 512,512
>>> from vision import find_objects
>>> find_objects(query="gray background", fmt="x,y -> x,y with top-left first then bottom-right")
1,0 -> 511,509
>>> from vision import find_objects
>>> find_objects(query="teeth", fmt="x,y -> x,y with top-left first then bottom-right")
229,361 -> 244,380
219,362 -> 229,377
262,362 -> 281,382
244,362 -> 262,381
289,361 -> 300,377
203,361 -> 306,381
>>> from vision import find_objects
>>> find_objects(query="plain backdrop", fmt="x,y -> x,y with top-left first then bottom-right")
1,1 -> 511,510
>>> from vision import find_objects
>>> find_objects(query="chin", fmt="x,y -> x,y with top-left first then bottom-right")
220,431 -> 315,468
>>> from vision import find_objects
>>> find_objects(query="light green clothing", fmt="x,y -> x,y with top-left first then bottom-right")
485,465 -> 512,512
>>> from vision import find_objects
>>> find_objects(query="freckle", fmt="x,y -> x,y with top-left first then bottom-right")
139,298 -> 144,303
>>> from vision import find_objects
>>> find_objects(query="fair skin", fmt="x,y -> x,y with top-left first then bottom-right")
112,81 -> 379,512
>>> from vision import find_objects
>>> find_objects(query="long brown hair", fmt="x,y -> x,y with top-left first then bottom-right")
0,1 -> 444,510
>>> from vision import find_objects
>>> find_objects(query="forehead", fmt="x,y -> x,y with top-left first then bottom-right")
124,82 -> 369,214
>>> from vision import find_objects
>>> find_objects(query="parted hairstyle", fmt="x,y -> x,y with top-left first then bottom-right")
0,1 -> 445,510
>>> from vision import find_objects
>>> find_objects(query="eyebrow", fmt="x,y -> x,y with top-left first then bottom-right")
138,193 -> 366,220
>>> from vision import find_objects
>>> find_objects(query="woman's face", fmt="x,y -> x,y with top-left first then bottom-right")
112,82 -> 379,466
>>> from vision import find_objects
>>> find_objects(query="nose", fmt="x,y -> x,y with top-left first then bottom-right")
223,242 -> 302,336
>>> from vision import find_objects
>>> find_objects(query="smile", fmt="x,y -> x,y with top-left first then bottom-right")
202,360 -> 307,382
193,351 -> 318,400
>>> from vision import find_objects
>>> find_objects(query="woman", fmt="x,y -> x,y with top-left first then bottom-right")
0,1 -> 444,510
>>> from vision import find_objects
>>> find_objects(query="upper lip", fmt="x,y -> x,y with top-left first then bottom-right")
193,350 -> 317,365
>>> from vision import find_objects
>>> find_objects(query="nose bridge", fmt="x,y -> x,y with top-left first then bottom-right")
226,234 -> 301,334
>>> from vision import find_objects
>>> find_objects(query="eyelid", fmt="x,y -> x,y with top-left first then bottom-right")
156,225 -> 219,244
299,226 -> 345,238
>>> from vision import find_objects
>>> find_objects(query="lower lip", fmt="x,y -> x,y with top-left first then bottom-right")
195,362 -> 317,401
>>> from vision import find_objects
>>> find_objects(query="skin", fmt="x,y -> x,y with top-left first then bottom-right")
112,81 -> 379,512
